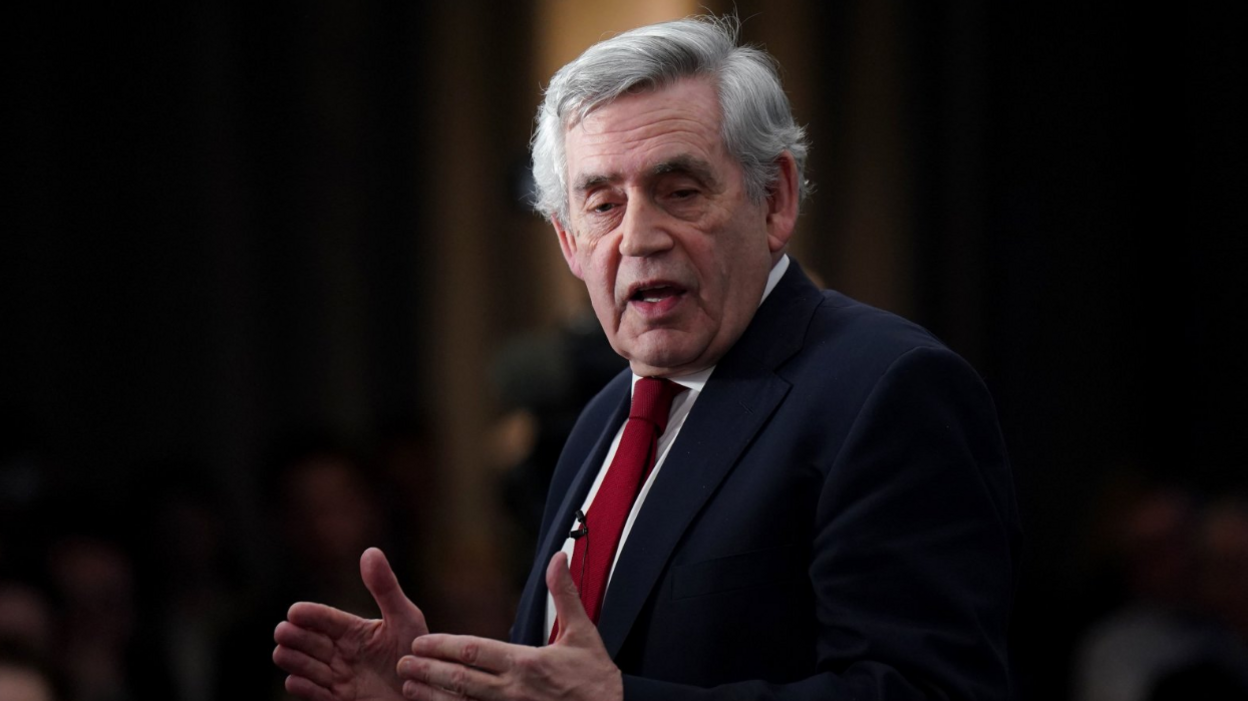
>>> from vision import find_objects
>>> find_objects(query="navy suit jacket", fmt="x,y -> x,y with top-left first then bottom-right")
510,261 -> 1021,700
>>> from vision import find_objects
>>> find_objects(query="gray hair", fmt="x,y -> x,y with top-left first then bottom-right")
530,14 -> 810,224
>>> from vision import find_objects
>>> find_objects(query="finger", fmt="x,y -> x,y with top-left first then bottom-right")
284,673 -> 337,701
408,634 -> 513,673
401,678 -> 477,701
546,551 -> 591,641
398,654 -> 503,700
287,601 -> 361,639
360,547 -> 418,624
272,645 -> 335,688
274,620 -> 335,662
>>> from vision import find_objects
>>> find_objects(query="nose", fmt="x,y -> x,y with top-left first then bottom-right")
618,197 -> 674,258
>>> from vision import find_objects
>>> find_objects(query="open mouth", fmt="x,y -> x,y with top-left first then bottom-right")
630,285 -> 684,303
626,281 -> 687,316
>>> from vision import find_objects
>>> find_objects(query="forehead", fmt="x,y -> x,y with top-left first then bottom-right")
564,78 -> 729,184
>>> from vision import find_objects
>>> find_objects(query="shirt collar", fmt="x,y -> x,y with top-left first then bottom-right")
761,254 -> 790,305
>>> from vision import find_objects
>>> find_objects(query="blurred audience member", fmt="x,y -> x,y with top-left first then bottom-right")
216,432 -> 408,700
46,533 -> 142,701
371,420 -> 443,619
0,638 -> 65,701
1147,494 -> 1248,699
132,462 -> 245,701
1071,482 -> 1208,701
1,410 -> 58,582
373,420 -> 509,638
272,439 -> 392,613
1074,481 -> 1248,701
0,581 -> 55,656
487,312 -> 627,591
1193,495 -> 1248,643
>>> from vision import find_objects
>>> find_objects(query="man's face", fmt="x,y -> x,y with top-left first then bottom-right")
554,78 -> 796,377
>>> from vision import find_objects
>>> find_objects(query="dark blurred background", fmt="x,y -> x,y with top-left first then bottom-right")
2,2 -> 1245,701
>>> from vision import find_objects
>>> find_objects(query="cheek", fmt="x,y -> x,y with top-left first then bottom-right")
703,248 -> 768,322
583,247 -> 621,294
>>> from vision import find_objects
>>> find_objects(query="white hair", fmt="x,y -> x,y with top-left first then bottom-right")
530,14 -> 810,224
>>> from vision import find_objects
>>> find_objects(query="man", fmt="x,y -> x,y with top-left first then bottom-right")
273,14 -> 1021,701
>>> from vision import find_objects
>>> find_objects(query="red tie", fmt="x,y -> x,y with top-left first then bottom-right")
550,377 -> 685,642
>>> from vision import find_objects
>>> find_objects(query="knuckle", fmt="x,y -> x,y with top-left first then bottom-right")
404,657 -> 424,680
448,665 -> 468,694
511,650 -> 541,677
460,641 -> 479,665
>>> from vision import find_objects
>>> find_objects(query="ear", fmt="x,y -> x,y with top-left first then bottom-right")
764,151 -> 800,254
553,216 -> 585,280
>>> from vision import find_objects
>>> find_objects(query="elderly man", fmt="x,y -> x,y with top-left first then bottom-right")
273,14 -> 1020,701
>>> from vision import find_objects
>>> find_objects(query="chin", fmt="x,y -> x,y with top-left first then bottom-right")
628,347 -> 699,375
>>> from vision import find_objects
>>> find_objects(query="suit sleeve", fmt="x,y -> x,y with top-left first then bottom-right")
620,345 -> 1021,701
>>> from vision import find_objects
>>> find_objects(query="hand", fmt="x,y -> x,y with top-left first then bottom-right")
274,547 -> 429,701
396,552 -> 622,701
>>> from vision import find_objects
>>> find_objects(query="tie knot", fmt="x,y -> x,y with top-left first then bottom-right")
630,377 -> 685,433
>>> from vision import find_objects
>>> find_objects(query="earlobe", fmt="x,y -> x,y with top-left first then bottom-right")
765,152 -> 800,253
553,217 -> 585,280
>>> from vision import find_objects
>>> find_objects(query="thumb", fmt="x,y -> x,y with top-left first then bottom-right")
360,547 -> 424,630
546,551 -> 592,643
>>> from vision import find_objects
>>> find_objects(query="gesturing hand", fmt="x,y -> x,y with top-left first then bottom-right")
396,552 -> 622,701
274,547 -> 429,701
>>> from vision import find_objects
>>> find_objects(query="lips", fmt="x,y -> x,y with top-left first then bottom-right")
625,280 -> 688,317
626,278 -> 687,300
632,285 -> 681,302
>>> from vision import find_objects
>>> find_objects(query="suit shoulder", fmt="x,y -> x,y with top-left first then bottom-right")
805,290 -> 954,364
782,291 -> 1000,431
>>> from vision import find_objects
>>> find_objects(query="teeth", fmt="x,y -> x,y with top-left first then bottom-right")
632,285 -> 680,303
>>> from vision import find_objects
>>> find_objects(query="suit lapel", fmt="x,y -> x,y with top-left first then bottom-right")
596,261 -> 824,657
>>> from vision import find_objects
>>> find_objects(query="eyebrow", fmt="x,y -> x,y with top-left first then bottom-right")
651,155 -> 716,186
572,155 -> 720,196
573,173 -> 615,195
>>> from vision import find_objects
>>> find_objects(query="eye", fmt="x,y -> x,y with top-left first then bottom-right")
663,187 -> 702,206
658,176 -> 703,202
582,189 -> 623,216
